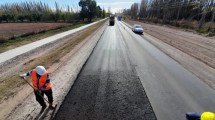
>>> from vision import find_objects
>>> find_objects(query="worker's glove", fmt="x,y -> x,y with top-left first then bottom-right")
39,87 -> 44,91
19,73 -> 27,79
38,90 -> 42,95
36,90 -> 42,95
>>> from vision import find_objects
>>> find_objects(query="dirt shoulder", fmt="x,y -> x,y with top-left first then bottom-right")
0,20 -> 106,120
123,19 -> 215,89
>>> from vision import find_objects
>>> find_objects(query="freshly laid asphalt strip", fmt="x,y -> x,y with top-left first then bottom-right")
54,23 -> 156,120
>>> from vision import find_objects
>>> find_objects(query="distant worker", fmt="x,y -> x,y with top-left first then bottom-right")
20,66 -> 53,110
186,112 -> 215,120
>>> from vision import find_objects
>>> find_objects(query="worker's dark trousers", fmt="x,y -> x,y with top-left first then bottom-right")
34,89 -> 53,107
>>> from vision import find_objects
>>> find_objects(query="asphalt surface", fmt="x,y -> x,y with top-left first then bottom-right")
118,22 -> 215,119
54,22 -> 156,120
54,20 -> 215,120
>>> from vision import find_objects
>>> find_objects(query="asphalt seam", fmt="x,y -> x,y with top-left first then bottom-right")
116,21 -> 157,119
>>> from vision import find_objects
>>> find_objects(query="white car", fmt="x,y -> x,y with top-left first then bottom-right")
132,24 -> 144,34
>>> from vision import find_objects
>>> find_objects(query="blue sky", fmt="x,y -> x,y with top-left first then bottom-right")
0,0 -> 140,13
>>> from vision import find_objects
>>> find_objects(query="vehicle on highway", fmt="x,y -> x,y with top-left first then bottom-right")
109,15 -> 115,26
132,24 -> 144,34
117,16 -> 122,21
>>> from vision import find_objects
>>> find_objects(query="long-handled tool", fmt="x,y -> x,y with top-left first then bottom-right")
19,75 -> 54,108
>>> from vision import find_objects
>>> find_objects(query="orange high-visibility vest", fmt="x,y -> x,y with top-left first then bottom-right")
31,69 -> 51,91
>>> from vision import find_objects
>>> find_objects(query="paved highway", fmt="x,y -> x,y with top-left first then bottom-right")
54,20 -> 215,120
54,21 -> 156,120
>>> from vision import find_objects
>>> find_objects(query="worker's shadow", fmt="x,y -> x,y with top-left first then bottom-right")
35,107 -> 54,120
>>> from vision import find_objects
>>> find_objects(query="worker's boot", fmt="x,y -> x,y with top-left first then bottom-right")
49,102 -> 54,109
49,103 -> 52,107
41,103 -> 47,110
39,104 -> 47,114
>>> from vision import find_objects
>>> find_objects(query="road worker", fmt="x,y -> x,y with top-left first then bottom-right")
20,66 -> 53,109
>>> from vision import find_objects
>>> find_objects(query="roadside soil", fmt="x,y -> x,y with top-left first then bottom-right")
124,19 -> 215,89
0,20 -> 106,120
0,23 -> 70,40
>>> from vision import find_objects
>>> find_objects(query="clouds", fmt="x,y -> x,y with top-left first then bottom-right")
97,1 -> 136,13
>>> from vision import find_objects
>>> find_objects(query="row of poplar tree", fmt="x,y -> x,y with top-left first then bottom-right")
124,0 -> 215,29
0,0 -> 106,23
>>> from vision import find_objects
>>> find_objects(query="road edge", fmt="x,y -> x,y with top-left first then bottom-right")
50,23 -> 107,120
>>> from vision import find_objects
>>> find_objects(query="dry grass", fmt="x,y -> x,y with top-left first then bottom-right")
0,20 -> 105,102
0,23 -> 87,53
0,23 -> 70,40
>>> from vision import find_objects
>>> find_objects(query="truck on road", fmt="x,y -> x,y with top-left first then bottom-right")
117,16 -> 122,21
109,15 -> 115,26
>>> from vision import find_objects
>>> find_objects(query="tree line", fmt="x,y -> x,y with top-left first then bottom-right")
124,0 -> 215,29
79,0 -> 106,22
0,0 -> 106,23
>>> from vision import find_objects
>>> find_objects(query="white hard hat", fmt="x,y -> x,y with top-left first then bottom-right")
35,66 -> 46,76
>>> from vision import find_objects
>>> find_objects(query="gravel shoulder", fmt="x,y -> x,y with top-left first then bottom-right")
123,19 -> 215,89
0,21 -> 106,120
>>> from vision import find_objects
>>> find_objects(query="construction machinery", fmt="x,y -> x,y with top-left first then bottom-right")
109,15 -> 115,26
